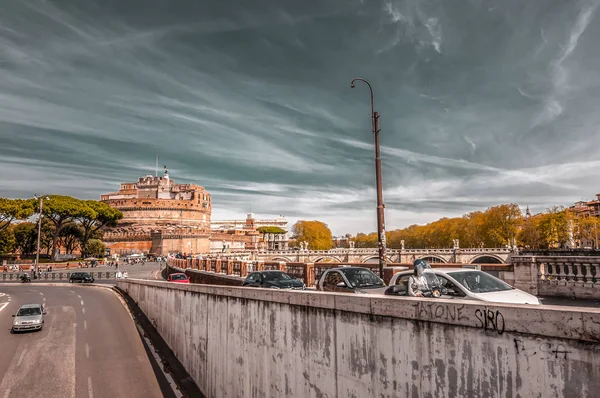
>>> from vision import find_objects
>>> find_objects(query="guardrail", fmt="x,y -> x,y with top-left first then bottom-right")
0,271 -> 118,281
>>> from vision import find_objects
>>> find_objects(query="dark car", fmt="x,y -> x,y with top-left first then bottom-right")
69,272 -> 95,283
243,271 -> 305,290
317,266 -> 387,294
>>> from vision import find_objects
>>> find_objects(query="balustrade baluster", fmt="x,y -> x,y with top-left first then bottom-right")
538,262 -> 546,282
556,262 -> 567,284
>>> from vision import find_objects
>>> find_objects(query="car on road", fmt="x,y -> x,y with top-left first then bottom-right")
168,273 -> 190,284
317,266 -> 387,294
11,303 -> 46,333
242,270 -> 305,289
69,272 -> 95,283
388,268 -> 540,304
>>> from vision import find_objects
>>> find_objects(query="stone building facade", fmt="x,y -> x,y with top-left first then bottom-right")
101,168 -> 211,256
210,214 -> 289,252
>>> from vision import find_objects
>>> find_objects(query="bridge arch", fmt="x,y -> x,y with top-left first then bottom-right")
361,256 -> 394,264
469,255 -> 504,264
269,257 -> 293,263
418,255 -> 447,264
313,256 -> 342,263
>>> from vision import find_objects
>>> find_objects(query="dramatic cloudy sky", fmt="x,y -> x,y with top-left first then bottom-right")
1,0 -> 599,235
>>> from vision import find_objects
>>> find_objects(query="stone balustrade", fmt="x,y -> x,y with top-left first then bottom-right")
512,256 -> 600,299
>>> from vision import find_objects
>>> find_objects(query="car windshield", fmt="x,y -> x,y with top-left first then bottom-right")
341,268 -> 384,288
171,274 -> 187,280
17,307 -> 41,316
448,271 -> 514,293
263,272 -> 292,281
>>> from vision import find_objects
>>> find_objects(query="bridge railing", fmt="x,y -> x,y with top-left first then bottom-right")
512,255 -> 600,299
169,257 -> 511,287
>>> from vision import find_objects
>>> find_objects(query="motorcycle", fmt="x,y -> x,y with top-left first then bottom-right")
20,274 -> 31,284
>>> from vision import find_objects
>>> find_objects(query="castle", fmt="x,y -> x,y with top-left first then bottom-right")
100,167 -> 290,256
100,167 -> 211,256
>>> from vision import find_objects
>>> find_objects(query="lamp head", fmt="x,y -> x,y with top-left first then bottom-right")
350,82 -> 355,88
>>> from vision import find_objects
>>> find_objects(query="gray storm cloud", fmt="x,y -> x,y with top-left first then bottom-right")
1,0 -> 599,235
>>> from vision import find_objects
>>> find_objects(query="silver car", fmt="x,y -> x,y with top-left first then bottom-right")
11,303 -> 46,333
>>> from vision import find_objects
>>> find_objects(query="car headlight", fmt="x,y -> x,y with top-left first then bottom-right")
34,320 -> 41,324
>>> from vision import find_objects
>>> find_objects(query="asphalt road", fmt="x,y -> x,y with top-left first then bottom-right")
0,284 -> 175,398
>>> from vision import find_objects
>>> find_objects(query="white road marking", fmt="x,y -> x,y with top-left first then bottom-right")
84,320 -> 87,330
3,388 -> 10,398
80,300 -> 84,306
87,377 -> 94,398
69,290 -> 75,294
0,302 -> 8,314
0,293 -> 5,298
85,343 -> 90,358
16,350 -> 26,367
82,308 -> 86,314
77,295 -> 82,299
39,292 -> 44,296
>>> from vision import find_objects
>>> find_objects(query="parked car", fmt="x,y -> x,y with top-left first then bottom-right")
388,268 -> 540,304
317,266 -> 387,294
69,272 -> 95,283
242,270 -> 305,289
11,303 -> 46,333
168,273 -> 190,284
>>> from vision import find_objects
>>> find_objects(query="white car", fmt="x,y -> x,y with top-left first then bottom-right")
388,268 -> 540,305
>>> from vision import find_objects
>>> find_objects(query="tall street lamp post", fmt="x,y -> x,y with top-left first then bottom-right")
350,78 -> 387,276
34,195 -> 49,277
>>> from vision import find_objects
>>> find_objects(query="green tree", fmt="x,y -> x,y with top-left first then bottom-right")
13,222 -> 38,255
40,219 -> 55,256
0,226 -> 16,255
0,198 -> 35,232
41,195 -> 95,261
256,226 -> 286,234
86,239 -> 106,258
291,220 -> 333,250
77,200 -> 123,257
59,222 -> 83,255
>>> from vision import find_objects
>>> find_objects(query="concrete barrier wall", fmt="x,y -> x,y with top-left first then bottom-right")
118,279 -> 600,398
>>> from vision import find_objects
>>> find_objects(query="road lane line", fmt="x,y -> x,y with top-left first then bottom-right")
84,320 -> 87,330
69,290 -> 75,294
39,292 -> 44,296
87,377 -> 94,398
17,349 -> 27,367
0,302 -> 8,314
80,300 -> 84,306
82,308 -> 86,314
77,295 -> 82,299
85,343 -> 90,358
